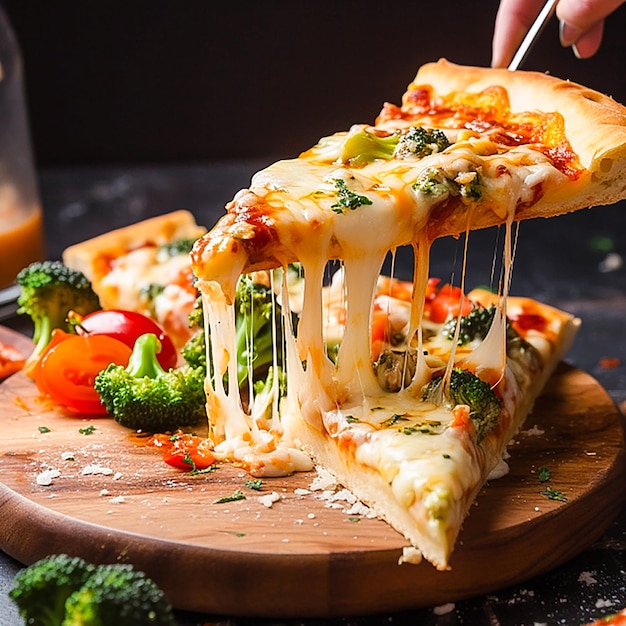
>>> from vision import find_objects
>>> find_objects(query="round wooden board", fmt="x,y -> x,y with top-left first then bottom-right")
0,350 -> 624,618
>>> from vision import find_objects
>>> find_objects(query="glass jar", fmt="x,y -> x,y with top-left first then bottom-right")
0,6 -> 44,290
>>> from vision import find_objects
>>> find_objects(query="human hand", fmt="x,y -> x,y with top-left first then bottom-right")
491,0 -> 626,68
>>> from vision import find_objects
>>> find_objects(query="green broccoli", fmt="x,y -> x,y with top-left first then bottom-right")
394,126 -> 451,159
155,237 -> 198,261
9,555 -> 177,626
442,305 -> 543,371
422,368 -> 501,442
442,305 -> 497,345
94,333 -> 206,432
181,296 -> 206,370
63,563 -> 177,626
9,553 -> 95,626
412,167 -> 483,200
235,274 -> 285,387
16,260 -> 101,369
340,127 -> 400,166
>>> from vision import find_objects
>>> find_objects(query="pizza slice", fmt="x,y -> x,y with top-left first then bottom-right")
189,60 -> 626,570
63,210 -> 206,348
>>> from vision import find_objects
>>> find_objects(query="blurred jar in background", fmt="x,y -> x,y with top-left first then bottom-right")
0,7 -> 44,289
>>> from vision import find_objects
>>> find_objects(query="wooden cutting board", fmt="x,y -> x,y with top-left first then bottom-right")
0,323 -> 624,618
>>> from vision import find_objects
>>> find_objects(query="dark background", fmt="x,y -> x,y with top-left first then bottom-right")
3,0 -> 626,169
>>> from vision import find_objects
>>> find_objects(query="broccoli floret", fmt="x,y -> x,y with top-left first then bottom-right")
394,127 -> 451,159
95,333 -> 206,432
235,274 -> 284,387
9,554 -> 95,626
422,368 -> 501,443
156,237 -> 198,261
181,296 -> 206,370
442,305 -> 543,370
63,563 -> 177,626
9,556 -> 177,626
442,305 -> 497,345
412,167 -> 483,200
16,260 -> 102,369
340,126 -> 400,166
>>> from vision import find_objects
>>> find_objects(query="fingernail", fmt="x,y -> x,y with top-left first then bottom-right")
571,42 -> 582,59
559,20 -> 582,47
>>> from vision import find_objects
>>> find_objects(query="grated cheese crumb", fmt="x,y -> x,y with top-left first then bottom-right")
433,602 -> 455,615
81,464 -> 113,476
36,469 -> 61,486
398,546 -> 422,565
258,492 -> 281,508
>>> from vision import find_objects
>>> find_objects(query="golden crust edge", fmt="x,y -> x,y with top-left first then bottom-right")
62,209 -> 206,283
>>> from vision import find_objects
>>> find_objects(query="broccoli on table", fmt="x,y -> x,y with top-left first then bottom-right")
9,555 -> 177,626
16,260 -> 101,371
8,553 -> 95,626
63,563 -> 177,626
95,332 -> 206,432
422,368 -> 502,443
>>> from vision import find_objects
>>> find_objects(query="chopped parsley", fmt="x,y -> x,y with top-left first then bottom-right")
213,489 -> 246,504
383,414 -> 409,428
38,426 -> 51,434
542,487 -> 568,502
330,178 -> 373,214
538,466 -> 551,483
78,425 -> 96,435
245,479 -> 264,491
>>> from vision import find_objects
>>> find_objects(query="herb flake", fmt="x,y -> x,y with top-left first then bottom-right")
213,490 -> 246,504
330,178 -> 372,214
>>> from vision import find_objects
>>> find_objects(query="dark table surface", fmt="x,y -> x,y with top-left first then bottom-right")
1,161 -> 625,626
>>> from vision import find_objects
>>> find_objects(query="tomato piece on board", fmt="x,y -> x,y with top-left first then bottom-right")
0,342 -> 26,378
155,433 -> 215,471
74,309 -> 178,370
36,334 -> 132,415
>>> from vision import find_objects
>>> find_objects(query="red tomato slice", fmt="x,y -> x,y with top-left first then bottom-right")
0,342 -> 26,379
36,334 -> 132,415
158,433 -> 215,471
74,309 -> 178,370
427,284 -> 473,323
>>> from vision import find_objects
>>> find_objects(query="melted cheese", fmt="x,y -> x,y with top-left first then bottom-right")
192,104 -> 580,569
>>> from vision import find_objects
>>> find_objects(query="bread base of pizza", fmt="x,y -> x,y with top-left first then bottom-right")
280,287 -> 580,570
63,210 -> 206,348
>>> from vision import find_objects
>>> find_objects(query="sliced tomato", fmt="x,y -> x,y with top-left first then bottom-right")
427,283 -> 473,323
35,333 -> 132,415
154,433 -> 215,471
0,342 -> 26,379
371,306 -> 390,361
73,309 -> 178,370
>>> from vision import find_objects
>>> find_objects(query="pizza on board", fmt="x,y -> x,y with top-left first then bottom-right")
63,210 -> 206,349
189,59 -> 626,570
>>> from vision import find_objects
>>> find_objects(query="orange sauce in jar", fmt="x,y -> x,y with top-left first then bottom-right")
0,200 -> 45,289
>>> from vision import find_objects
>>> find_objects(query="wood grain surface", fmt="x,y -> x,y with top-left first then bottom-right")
0,330 -> 624,618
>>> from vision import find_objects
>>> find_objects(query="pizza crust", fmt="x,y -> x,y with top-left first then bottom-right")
63,210 -> 206,292
411,59 -> 626,222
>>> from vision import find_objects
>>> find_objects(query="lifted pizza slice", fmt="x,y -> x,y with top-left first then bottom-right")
190,60 -> 626,569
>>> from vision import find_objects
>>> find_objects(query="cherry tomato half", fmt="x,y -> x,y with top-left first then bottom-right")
427,283 -> 473,324
152,433 -> 216,471
36,333 -> 132,415
74,309 -> 178,370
